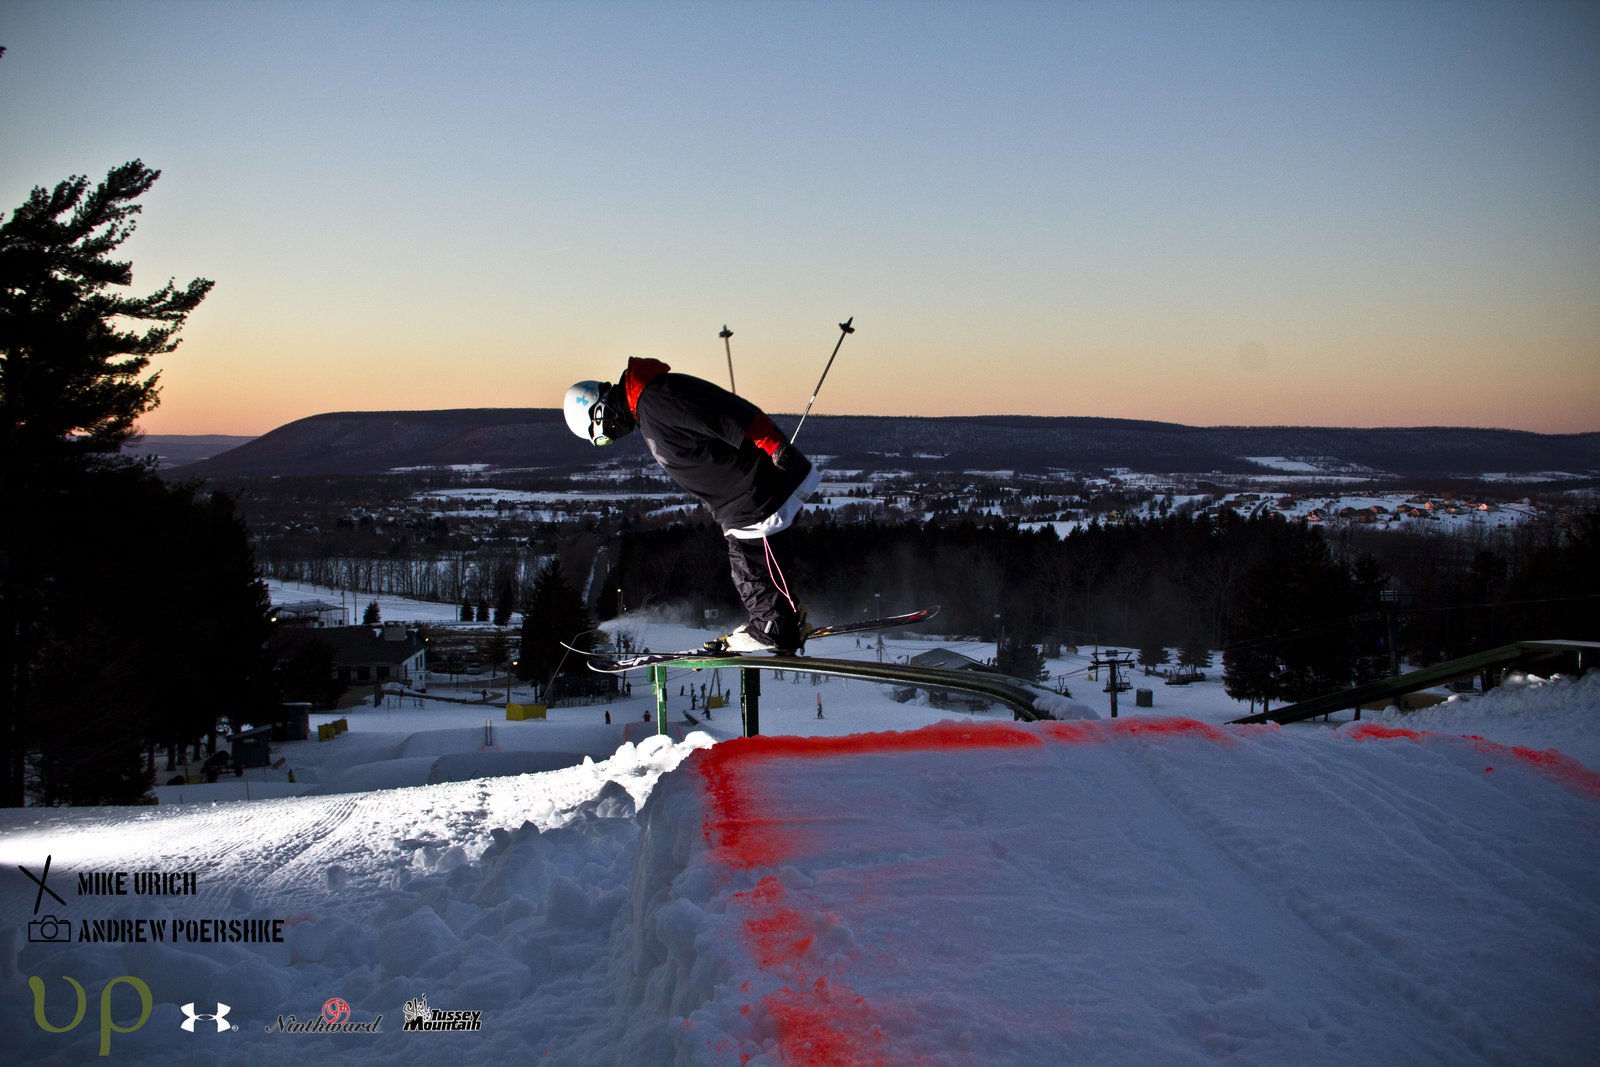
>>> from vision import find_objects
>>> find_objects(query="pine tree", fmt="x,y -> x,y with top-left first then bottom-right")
27,468 -> 275,803
518,560 -> 594,694
277,636 -> 345,710
1223,522 -> 1359,712
1,161 -> 213,804
1177,638 -> 1212,674
995,636 -> 1048,682
1137,641 -> 1169,676
493,581 -> 516,626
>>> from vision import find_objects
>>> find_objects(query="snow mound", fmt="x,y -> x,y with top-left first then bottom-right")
614,719 -> 1600,1065
1374,670 -> 1600,769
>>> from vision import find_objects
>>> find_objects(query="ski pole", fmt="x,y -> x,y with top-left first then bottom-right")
719,324 -> 735,393
790,316 -> 854,446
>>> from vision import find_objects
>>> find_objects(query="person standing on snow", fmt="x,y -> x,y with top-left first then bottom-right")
563,357 -> 820,653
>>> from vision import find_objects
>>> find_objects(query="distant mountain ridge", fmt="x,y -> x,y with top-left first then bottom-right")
173,409 -> 1600,480
128,434 -> 257,468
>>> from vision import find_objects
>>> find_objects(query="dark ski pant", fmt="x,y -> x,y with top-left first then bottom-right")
726,533 -> 800,632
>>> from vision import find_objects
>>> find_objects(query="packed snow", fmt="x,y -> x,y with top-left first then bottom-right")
3,603 -> 1596,1065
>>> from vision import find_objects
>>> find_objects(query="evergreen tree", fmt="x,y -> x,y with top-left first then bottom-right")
1223,522 -> 1359,711
518,560 -> 594,694
493,580 -> 516,626
277,636 -> 345,710
27,467 -> 275,803
363,600 -> 381,625
482,635 -> 510,675
1137,641 -> 1169,676
1177,637 -> 1212,674
995,636 -> 1048,682
1,161 -> 213,804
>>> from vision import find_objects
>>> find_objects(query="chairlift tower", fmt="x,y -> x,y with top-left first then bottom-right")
1091,648 -> 1135,718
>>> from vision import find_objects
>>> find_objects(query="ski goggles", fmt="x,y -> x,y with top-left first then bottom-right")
588,386 -> 617,446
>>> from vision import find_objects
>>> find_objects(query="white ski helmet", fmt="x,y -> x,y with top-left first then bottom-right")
564,380 -> 615,445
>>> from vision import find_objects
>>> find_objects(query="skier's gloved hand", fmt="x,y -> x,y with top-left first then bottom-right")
770,442 -> 795,471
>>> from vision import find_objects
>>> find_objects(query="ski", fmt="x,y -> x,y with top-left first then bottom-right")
577,605 -> 939,672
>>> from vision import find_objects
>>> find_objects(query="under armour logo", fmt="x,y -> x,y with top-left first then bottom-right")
180,1002 -> 232,1032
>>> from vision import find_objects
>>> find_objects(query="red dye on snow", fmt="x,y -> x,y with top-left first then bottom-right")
696,722 -> 1044,870
763,976 -> 888,1067
702,720 -> 1042,767
691,717 -> 1259,1064
697,726 -> 1051,1065
1040,716 -> 1232,746
1344,723 -> 1424,742
698,757 -> 795,869
1504,744 -> 1600,800
735,876 -> 816,969
1344,722 -> 1600,800
1110,717 -> 1231,743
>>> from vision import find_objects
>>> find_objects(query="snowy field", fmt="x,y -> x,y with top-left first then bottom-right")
2,597 -> 1597,1065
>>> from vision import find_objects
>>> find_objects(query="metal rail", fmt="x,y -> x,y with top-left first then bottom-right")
1228,638 -> 1598,726
641,653 -> 1049,736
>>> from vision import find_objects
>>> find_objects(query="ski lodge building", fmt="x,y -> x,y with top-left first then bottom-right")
276,622 -> 429,687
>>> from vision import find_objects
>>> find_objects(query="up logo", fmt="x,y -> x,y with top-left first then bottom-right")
27,974 -> 152,1057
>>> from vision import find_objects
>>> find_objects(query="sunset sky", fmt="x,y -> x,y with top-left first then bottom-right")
3,0 -> 1596,436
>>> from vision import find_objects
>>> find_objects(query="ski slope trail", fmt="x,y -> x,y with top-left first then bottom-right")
4,708 -> 1597,1065
621,718 -> 1600,1066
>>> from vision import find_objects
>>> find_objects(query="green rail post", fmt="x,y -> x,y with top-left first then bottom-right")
652,665 -> 669,735
741,666 -> 761,737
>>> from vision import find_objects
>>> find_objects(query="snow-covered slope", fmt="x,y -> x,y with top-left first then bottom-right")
3,616 -> 1597,1065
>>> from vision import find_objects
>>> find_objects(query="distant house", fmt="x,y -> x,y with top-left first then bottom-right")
909,648 -> 1000,673
908,648 -> 1000,711
276,622 -> 428,686
272,599 -> 344,628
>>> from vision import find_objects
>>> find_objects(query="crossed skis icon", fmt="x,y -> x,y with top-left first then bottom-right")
18,854 -> 67,914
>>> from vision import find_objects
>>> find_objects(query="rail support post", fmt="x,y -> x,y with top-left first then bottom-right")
652,665 -> 669,735
741,667 -> 761,737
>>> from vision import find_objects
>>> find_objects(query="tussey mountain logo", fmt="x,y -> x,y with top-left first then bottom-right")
402,993 -> 483,1032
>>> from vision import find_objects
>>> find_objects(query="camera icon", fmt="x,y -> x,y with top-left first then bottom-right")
28,915 -> 72,943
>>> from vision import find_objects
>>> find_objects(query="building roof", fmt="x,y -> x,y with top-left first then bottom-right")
909,648 -> 1000,673
274,625 -> 425,665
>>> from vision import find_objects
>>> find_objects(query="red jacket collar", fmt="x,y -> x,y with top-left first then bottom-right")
622,357 -> 670,415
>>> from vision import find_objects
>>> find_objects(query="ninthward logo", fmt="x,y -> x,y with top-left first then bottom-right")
180,1002 -> 235,1032
402,994 -> 482,1032
265,998 -> 382,1034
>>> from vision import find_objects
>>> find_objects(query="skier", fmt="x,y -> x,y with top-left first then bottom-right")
564,358 -> 820,653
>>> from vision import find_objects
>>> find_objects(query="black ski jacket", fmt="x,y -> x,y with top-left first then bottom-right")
620,358 -> 813,532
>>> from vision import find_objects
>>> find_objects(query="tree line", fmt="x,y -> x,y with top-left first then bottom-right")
604,507 -> 1599,710
1,162 -> 277,805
